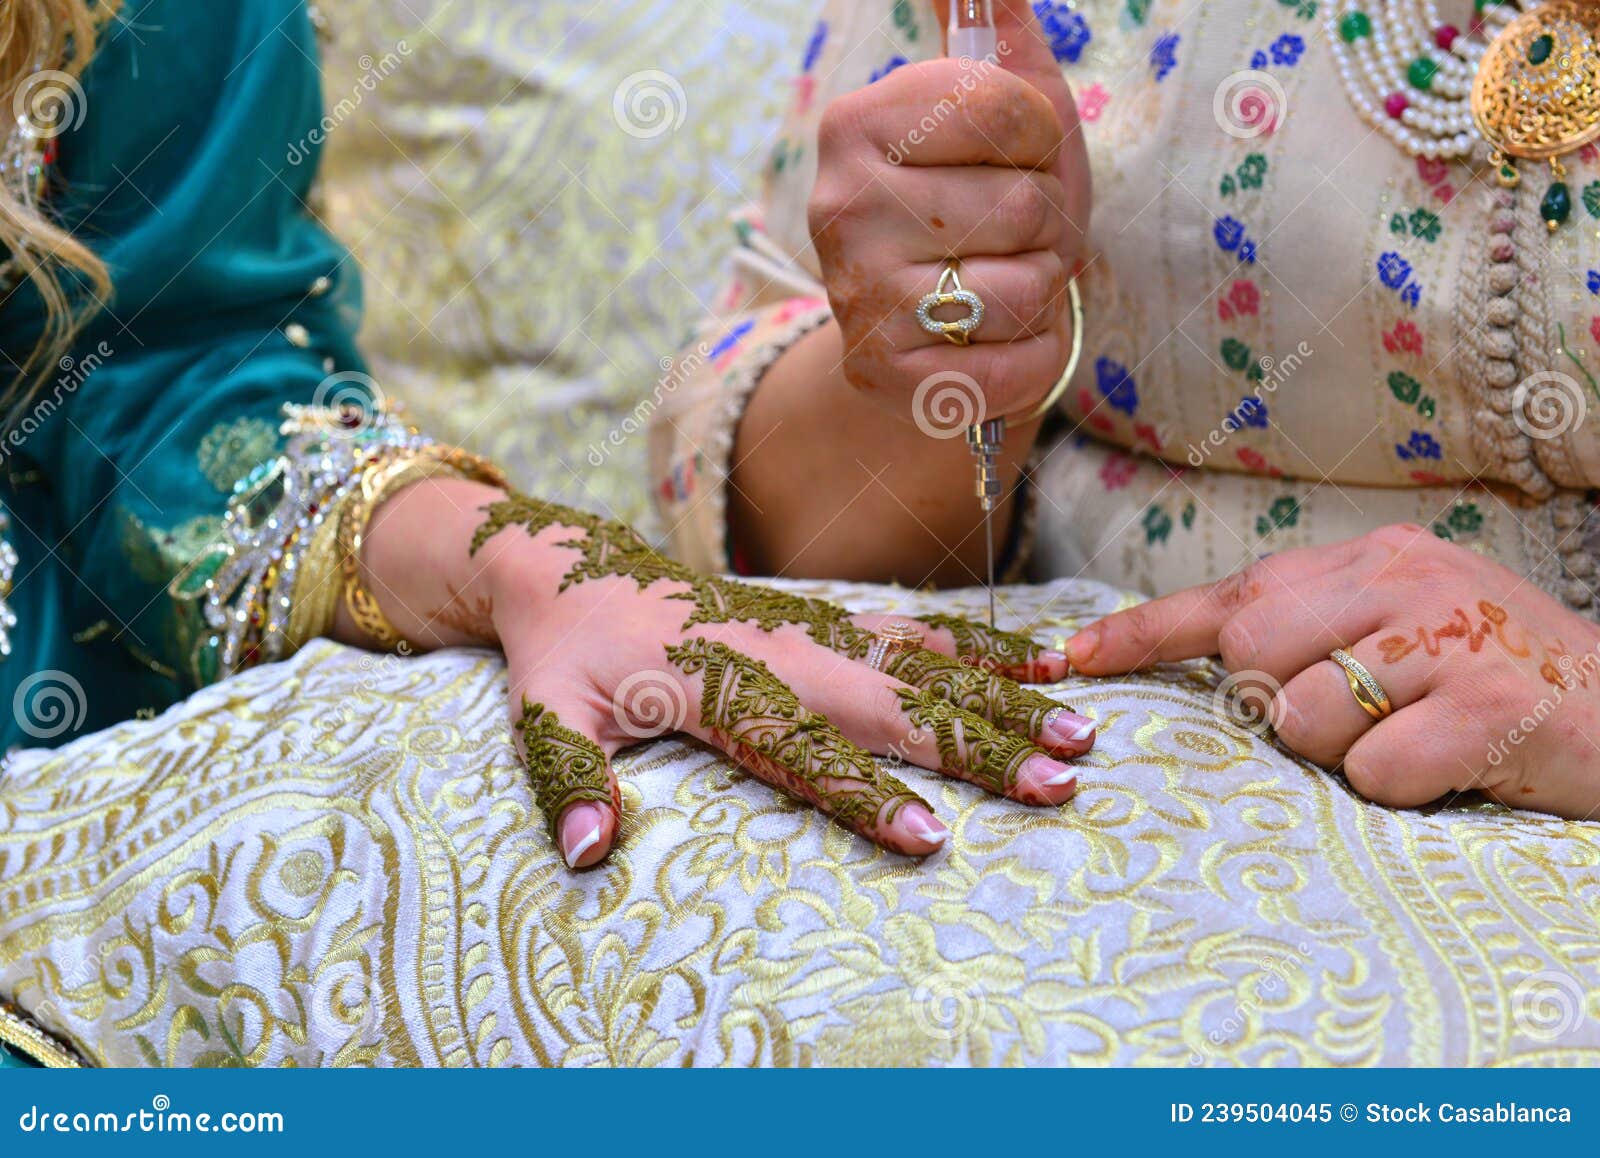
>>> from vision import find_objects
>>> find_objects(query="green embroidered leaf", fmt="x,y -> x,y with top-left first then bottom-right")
1237,154 -> 1267,189
1221,338 -> 1253,372
1181,501 -> 1197,530
1389,213 -> 1407,235
1143,505 -> 1173,545
1447,502 -> 1484,535
1583,181 -> 1600,218
1388,370 -> 1423,404
1220,174 -> 1236,197
1408,207 -> 1441,242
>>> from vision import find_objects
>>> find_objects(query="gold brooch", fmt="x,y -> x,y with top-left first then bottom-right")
1471,0 -> 1600,230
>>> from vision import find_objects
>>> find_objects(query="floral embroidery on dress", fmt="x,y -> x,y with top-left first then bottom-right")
1223,396 -> 1270,431
870,56 -> 909,84
1376,251 -> 1422,307
1383,319 -> 1424,356
1095,356 -> 1139,415
1150,31 -> 1180,80
1390,207 -> 1442,243
1217,279 -> 1260,321
1585,182 -> 1600,217
1214,215 -> 1259,263
1220,154 -> 1269,197
1078,82 -> 1110,121
1395,430 -> 1441,462
1432,501 -> 1484,542
1033,1 -> 1092,63
1249,33 -> 1306,69
1255,495 -> 1301,538
196,417 -> 278,493
1142,504 -> 1173,545
1387,371 -> 1437,420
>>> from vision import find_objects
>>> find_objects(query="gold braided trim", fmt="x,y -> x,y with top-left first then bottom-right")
0,1002 -> 83,1068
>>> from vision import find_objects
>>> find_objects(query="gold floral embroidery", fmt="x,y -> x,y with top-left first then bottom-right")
196,416 -> 279,493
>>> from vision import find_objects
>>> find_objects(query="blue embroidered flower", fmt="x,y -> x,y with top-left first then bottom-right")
1214,216 -> 1246,252
1401,282 -> 1422,308
1249,49 -> 1268,69
1033,2 -> 1092,63
708,319 -> 756,361
1377,251 -> 1412,290
1223,397 -> 1270,431
1395,430 -> 1441,461
1151,31 -> 1181,80
802,21 -> 828,72
1239,239 -> 1258,264
1587,269 -> 1600,295
1270,34 -> 1306,66
1096,356 -> 1139,416
869,55 -> 908,83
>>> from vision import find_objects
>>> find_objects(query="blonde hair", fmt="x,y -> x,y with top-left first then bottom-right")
0,0 -> 118,417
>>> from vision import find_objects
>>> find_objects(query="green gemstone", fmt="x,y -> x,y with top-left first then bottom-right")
1541,181 -> 1572,227
1527,33 -> 1553,65
1408,56 -> 1438,89
1339,10 -> 1371,41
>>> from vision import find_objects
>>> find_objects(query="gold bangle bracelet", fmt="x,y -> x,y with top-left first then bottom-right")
1021,275 -> 1084,423
338,446 -> 508,653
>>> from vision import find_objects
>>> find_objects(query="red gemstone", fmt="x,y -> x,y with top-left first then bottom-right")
1385,92 -> 1409,119
1434,24 -> 1459,51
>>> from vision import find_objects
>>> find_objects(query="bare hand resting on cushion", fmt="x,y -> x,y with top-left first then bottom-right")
338,478 -> 1097,867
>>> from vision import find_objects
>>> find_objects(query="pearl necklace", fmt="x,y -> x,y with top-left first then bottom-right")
1330,0 -> 1600,229
1329,0 -> 1522,159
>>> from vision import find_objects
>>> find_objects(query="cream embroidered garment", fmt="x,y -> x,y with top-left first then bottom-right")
649,0 -> 1600,614
4,579 -> 1599,1066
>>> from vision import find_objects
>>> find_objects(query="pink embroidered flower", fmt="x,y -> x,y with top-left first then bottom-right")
1416,157 -> 1449,187
1432,182 -> 1455,204
1134,421 -> 1163,452
1591,316 -> 1600,346
1410,470 -> 1447,486
770,296 -> 828,325
1383,319 -> 1424,356
1078,388 -> 1116,434
1580,143 -> 1599,165
795,74 -> 816,115
1235,447 -> 1283,478
1228,279 -> 1260,317
1077,83 -> 1110,122
1099,453 -> 1139,491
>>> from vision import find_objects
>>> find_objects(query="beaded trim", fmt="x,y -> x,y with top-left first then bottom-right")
168,403 -> 429,684
0,505 -> 16,661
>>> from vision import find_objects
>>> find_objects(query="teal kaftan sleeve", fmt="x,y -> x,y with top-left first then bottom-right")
0,0 -> 376,751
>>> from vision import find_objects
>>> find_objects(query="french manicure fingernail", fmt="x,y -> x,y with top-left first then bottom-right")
1043,706 -> 1097,746
1023,753 -> 1077,789
1064,626 -> 1099,666
900,804 -> 949,848
559,803 -> 606,868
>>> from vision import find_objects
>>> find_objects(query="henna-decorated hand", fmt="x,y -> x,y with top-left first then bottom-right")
468,494 -> 1095,868
1064,524 -> 1600,820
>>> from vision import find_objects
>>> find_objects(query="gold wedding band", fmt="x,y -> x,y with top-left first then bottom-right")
866,621 -> 924,672
1329,648 -> 1393,721
915,260 -> 986,346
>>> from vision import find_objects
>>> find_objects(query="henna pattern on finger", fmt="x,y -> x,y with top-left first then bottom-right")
515,700 -> 618,832
428,582 -> 496,644
884,647 -> 1066,737
921,613 -> 1047,673
894,687 -> 1047,798
665,637 -> 924,830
